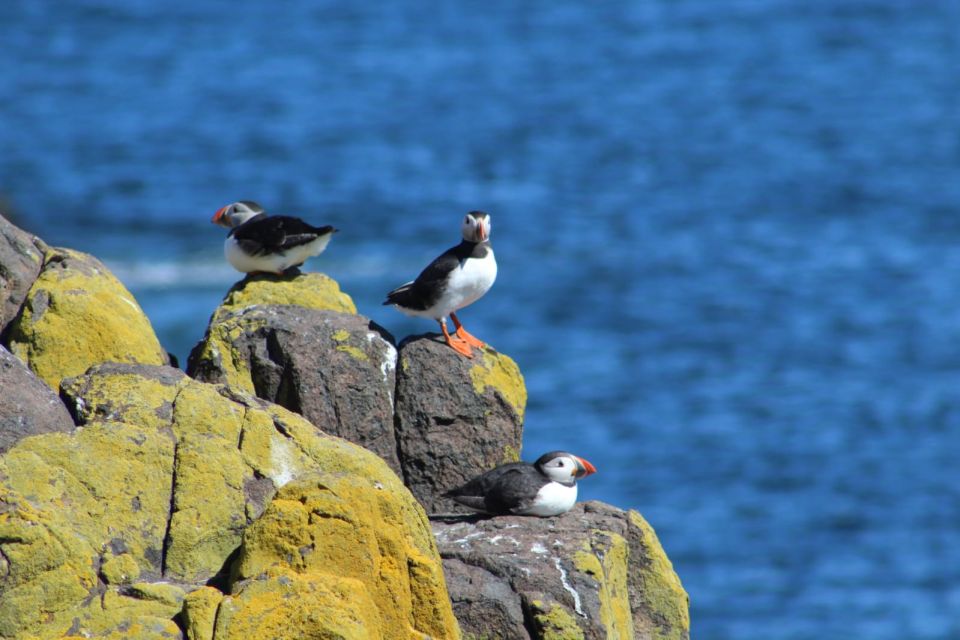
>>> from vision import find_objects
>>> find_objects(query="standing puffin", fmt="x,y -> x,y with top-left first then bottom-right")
383,211 -> 496,358
444,451 -> 597,517
212,200 -> 337,275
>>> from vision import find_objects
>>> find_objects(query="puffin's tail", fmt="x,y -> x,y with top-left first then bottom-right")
310,224 -> 338,236
442,491 -> 487,512
383,281 -> 415,306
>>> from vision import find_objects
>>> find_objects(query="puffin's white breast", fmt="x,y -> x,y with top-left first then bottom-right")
435,249 -> 497,315
224,234 -> 331,274
518,481 -> 578,517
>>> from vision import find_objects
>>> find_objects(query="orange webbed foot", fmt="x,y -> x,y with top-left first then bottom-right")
455,327 -> 485,349
440,320 -> 475,358
445,335 -> 475,358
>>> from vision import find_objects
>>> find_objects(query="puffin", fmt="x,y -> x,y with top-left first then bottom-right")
212,200 -> 337,275
443,451 -> 597,517
383,211 -> 496,358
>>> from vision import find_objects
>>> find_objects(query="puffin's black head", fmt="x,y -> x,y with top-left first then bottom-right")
534,450 -> 597,484
212,200 -> 265,229
461,210 -> 492,243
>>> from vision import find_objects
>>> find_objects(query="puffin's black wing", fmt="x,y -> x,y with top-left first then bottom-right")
383,241 -> 475,310
230,215 -> 335,256
486,467 -> 547,514
444,463 -> 539,515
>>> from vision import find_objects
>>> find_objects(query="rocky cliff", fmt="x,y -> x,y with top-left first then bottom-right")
0,213 -> 688,639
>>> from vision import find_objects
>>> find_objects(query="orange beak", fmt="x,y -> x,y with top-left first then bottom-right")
574,456 -> 597,478
212,206 -> 227,225
478,223 -> 487,242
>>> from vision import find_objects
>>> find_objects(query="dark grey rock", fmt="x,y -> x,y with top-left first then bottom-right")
433,501 -> 690,640
0,213 -> 46,338
441,557 -> 529,639
187,306 -> 402,474
0,345 -> 74,453
394,334 -> 525,513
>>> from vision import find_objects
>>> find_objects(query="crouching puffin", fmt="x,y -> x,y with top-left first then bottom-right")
383,211 -> 496,358
444,451 -> 597,517
212,200 -> 337,275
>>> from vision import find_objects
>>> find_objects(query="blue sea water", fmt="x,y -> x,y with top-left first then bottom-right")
3,1 -> 960,637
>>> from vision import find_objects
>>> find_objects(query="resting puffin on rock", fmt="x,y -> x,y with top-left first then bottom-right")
212,200 -> 337,275
444,451 -> 597,517
383,211 -> 496,358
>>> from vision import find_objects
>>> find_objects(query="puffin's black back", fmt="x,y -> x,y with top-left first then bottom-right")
383,240 -> 492,310
444,462 -> 546,515
229,215 -> 335,256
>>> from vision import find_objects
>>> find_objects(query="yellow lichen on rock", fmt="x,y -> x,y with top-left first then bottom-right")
230,473 -> 460,640
469,349 -> 527,420
216,272 -> 356,318
6,247 -> 166,390
214,571 -> 382,640
186,312 -> 266,393
573,533 -> 634,639
100,553 -> 141,585
187,272 -> 358,391
0,432 -> 177,639
60,366 -> 185,430
529,600 -> 586,640
182,587 -> 225,640
0,486 -> 97,639
502,443 -> 521,464
163,381 -> 248,582
2,420 -> 174,577
628,511 -> 690,640
0,363 -> 460,639
62,586 -> 185,640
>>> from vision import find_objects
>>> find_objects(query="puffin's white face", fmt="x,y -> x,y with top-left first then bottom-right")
537,453 -> 597,484
461,211 -> 491,243
212,201 -> 264,229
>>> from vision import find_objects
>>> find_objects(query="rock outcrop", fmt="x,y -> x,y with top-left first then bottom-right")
0,363 -> 459,639
5,247 -> 167,390
0,213 -> 46,337
434,502 -> 690,640
208,474 -> 456,640
187,276 -> 528,501
394,335 -> 526,513
0,214 -> 689,639
187,274 -> 401,473
0,345 -> 74,453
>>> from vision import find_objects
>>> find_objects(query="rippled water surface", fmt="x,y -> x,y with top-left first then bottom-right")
3,1 -> 960,637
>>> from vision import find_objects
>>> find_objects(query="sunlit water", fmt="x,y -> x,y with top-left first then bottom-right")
3,1 -> 960,637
